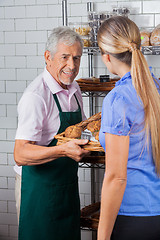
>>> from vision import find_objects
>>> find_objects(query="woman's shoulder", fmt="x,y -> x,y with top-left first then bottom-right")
104,82 -> 134,106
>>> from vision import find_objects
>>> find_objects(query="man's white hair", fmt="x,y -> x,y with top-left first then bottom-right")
45,26 -> 84,58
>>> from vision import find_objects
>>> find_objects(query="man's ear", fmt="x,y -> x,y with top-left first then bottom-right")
44,50 -> 52,64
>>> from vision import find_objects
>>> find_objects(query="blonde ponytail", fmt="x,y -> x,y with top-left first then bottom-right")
98,16 -> 160,175
131,48 -> 160,175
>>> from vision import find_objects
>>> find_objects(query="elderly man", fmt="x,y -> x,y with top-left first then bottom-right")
14,26 -> 89,240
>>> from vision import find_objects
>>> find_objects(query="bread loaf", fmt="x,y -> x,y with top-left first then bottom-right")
140,30 -> 150,46
150,25 -> 160,46
65,125 -> 82,138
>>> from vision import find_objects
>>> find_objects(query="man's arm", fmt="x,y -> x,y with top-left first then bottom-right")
14,139 -> 89,166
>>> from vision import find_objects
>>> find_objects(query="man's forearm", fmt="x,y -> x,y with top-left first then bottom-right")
14,139 -> 89,166
14,140 -> 66,166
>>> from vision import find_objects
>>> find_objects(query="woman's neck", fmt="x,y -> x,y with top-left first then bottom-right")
110,55 -> 131,78
117,64 -> 131,78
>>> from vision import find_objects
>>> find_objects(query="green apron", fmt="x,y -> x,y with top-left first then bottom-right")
19,93 -> 82,240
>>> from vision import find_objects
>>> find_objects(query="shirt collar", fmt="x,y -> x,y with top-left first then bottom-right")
115,71 -> 131,87
115,66 -> 153,87
43,67 -> 77,96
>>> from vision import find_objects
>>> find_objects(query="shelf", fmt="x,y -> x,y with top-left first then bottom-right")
79,162 -> 105,169
79,155 -> 105,169
84,46 -> 160,55
81,91 -> 107,98
83,47 -> 100,54
141,46 -> 160,55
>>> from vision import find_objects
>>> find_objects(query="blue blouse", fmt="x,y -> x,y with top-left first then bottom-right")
99,70 -> 160,216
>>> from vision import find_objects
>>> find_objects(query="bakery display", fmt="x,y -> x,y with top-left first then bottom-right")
150,25 -> 160,46
65,125 -> 82,138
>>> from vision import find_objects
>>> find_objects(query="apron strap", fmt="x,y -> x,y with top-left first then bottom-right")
74,93 -> 81,110
53,94 -> 62,112
53,93 -> 81,113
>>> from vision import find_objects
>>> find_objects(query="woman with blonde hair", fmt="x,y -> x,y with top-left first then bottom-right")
97,16 -> 160,240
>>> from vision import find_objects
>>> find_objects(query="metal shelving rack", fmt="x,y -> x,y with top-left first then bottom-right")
62,2 -> 104,238
85,46 -> 160,55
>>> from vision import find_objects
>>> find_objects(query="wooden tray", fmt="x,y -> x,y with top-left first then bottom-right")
54,112 -> 104,152
76,78 -> 119,92
79,85 -> 115,92
81,202 -> 100,230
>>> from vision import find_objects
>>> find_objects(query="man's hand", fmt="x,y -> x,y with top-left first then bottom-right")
62,139 -> 90,162
14,139 -> 90,166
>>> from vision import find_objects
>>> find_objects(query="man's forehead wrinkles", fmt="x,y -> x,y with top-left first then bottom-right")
61,53 -> 81,57
62,54 -> 70,56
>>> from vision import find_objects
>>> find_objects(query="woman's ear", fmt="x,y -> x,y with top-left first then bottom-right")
102,54 -> 111,65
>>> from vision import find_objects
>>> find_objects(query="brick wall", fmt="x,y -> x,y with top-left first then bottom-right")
0,1 -> 160,239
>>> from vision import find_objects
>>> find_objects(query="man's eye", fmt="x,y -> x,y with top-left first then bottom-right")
74,57 -> 80,61
62,56 -> 67,59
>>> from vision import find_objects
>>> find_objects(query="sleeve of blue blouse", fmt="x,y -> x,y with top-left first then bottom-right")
101,92 -> 131,136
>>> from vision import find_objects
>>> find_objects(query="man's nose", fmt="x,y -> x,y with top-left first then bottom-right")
67,57 -> 75,69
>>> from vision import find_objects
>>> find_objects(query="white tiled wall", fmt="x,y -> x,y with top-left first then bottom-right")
0,1 -> 160,239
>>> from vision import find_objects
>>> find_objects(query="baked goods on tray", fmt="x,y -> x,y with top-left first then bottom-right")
140,26 -> 160,47
55,112 -> 104,152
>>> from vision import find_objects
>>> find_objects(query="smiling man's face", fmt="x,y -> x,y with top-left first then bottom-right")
45,41 -> 82,89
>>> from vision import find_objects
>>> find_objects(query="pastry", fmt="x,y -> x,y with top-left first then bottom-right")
150,25 -> 160,46
95,132 -> 99,141
75,26 -> 90,36
140,30 -> 150,46
91,131 -> 99,141
87,120 -> 101,132
83,38 -> 91,47
65,125 -> 82,138
86,121 -> 96,132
